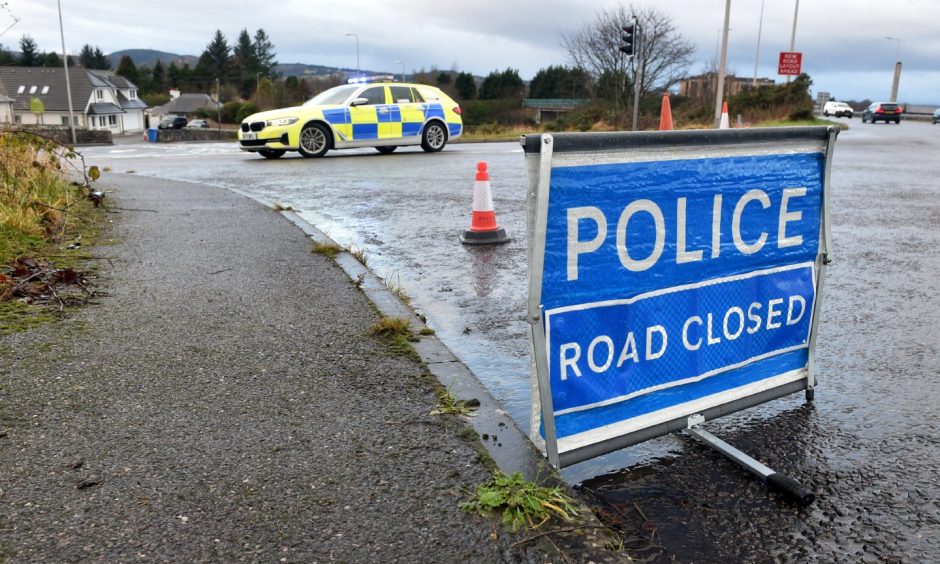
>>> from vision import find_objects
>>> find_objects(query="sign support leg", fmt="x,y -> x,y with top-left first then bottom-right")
686,415 -> 815,505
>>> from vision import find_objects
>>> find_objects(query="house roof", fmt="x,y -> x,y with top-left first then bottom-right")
0,66 -> 148,114
117,91 -> 147,110
88,102 -> 125,115
0,66 -> 95,112
89,69 -> 139,91
162,93 -> 217,114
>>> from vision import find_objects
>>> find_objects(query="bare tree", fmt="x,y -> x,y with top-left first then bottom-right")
562,4 -> 695,97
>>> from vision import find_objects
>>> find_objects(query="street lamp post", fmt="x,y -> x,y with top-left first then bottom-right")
714,0 -> 731,127
216,78 -> 221,140
344,32 -> 359,76
752,0 -> 765,87
885,36 -> 901,103
787,0 -> 800,83
56,0 -> 76,145
394,59 -> 404,82
256,72 -> 263,107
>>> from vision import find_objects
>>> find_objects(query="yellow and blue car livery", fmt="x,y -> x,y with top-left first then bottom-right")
238,77 -> 462,159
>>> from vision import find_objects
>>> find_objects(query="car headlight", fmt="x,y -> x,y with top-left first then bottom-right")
267,117 -> 299,127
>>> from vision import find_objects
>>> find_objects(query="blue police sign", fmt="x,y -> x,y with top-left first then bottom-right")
523,128 -> 838,468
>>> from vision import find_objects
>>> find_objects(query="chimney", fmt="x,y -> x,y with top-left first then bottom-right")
169,88 -> 181,100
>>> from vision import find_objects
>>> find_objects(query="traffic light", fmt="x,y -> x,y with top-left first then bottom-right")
620,24 -> 636,56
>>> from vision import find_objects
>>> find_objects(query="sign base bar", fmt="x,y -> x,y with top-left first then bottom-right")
686,417 -> 815,505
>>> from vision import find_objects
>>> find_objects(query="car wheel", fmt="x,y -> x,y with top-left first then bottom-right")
259,149 -> 285,159
823,111 -> 829,117
895,118 -> 900,124
421,122 -> 448,153
298,123 -> 330,158
375,146 -> 397,154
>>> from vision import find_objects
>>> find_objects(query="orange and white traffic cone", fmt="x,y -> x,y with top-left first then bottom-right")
659,93 -> 674,131
460,161 -> 510,245
718,100 -> 730,129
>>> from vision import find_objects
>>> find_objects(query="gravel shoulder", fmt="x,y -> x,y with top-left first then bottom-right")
0,174 -> 616,562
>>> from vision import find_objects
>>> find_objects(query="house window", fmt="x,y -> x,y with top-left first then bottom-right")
61,116 -> 70,126
29,85 -> 37,94
14,115 -> 21,123
108,115 -> 117,126
96,89 -> 104,100
41,86 -> 50,94
17,85 -> 25,94
129,90 -> 137,99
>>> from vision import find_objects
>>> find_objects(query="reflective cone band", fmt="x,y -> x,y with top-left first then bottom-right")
460,161 -> 510,245
659,93 -> 674,131
719,100 -> 730,129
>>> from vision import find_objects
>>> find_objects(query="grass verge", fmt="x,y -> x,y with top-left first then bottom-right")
0,131 -> 104,334
368,316 -> 420,361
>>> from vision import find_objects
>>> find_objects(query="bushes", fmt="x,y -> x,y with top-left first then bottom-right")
235,102 -> 259,123
727,73 -> 814,123
219,100 -> 242,124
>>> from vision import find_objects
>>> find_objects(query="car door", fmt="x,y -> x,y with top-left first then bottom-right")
388,85 -> 423,142
347,86 -> 387,142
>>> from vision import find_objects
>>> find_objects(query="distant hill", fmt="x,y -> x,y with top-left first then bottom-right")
108,49 -> 198,68
105,48 -> 430,80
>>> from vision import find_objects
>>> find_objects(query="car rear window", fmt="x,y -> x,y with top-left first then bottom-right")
881,104 -> 898,110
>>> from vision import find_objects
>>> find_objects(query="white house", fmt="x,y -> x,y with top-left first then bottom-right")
0,66 -> 148,134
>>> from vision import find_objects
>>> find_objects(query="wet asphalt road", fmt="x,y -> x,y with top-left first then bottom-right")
85,119 -> 940,561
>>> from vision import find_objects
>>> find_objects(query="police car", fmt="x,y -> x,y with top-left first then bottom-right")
238,76 -> 462,159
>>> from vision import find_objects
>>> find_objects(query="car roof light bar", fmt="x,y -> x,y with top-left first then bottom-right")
346,74 -> 396,84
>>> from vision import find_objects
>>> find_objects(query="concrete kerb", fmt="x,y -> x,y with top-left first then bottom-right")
278,210 -> 550,480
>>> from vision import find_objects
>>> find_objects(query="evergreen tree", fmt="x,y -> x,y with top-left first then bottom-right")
253,28 -> 277,75
18,35 -> 41,67
195,30 -> 237,88
167,62 -> 181,88
152,60 -> 166,93
0,44 -> 14,66
116,55 -> 139,84
478,68 -> 524,100
436,71 -> 451,86
43,51 -> 62,67
528,66 -> 591,99
93,47 -> 111,70
78,44 -> 96,68
454,71 -> 476,100
233,29 -> 258,97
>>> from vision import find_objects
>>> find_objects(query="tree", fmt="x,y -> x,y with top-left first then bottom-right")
195,30 -> 237,88
116,55 -> 139,84
528,66 -> 591,99
18,35 -> 41,67
436,71 -> 451,85
152,60 -> 166,93
454,72 -> 476,100
0,44 -> 14,65
93,47 -> 111,70
478,68 -> 524,100
253,29 -> 277,76
167,62 -> 181,88
561,4 -> 694,98
42,51 -> 62,67
233,29 -> 258,97
78,44 -> 96,68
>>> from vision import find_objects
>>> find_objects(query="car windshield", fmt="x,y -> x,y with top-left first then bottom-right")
304,85 -> 359,106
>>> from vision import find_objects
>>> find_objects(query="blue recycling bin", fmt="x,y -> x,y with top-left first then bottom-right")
146,128 -> 158,143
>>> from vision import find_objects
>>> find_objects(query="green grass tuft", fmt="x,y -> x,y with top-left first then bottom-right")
461,471 -> 580,532
311,240 -> 343,259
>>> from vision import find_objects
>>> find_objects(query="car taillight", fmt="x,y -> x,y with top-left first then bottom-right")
875,106 -> 883,113
453,106 -> 462,115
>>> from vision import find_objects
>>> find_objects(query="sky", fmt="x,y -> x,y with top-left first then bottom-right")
4,0 -> 939,104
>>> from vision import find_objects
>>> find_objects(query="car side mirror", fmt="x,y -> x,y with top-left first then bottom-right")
350,97 -> 369,107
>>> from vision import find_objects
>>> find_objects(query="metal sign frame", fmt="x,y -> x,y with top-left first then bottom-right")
523,127 -> 838,468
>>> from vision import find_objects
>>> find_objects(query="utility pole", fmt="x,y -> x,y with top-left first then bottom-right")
631,20 -> 643,131
216,77 -> 221,140
714,0 -> 731,127
753,0 -> 765,87
57,0 -> 76,145
787,0 -> 800,83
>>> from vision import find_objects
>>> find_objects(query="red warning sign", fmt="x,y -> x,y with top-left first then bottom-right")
778,52 -> 803,75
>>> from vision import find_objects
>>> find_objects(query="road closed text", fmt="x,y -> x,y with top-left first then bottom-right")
544,264 -> 816,413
